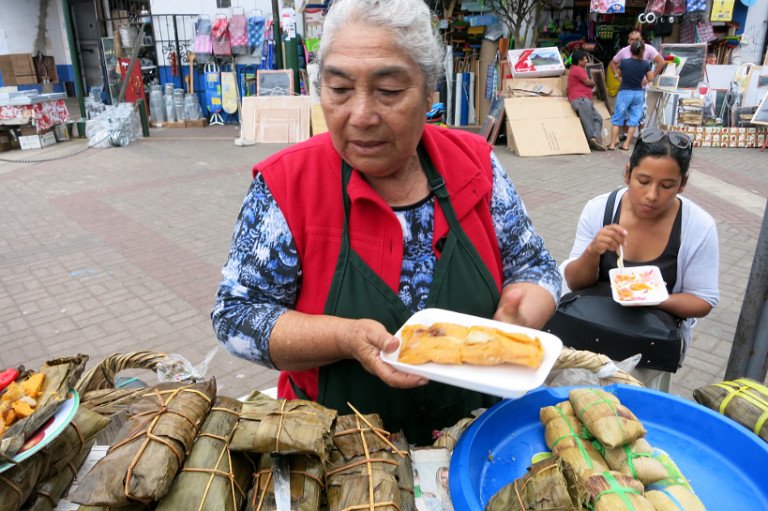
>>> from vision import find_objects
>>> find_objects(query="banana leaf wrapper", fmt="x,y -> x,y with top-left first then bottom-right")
602,438 -> 666,486
646,486 -> 707,511
645,449 -> 694,492
22,440 -> 95,511
245,454 -> 324,511
584,471 -> 654,511
432,417 -> 474,452
77,505 -> 148,510
557,445 -> 610,483
0,451 -> 48,511
0,355 -> 88,462
693,378 -> 768,443
389,433 -> 415,511
485,456 -> 583,511
229,392 -> 336,463
70,380 -> 216,506
39,406 -> 110,481
333,413 -> 390,460
155,396 -> 254,511
326,443 -> 411,511
569,388 -> 646,448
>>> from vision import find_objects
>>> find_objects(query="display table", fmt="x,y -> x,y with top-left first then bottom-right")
0,99 -> 70,133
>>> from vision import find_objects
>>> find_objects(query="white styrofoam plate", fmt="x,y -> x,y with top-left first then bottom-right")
380,308 -> 562,399
610,265 -> 669,307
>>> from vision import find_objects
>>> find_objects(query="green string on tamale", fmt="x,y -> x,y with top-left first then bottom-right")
551,405 -> 594,468
592,471 -> 641,511
621,444 -> 652,480
715,379 -> 768,435
576,389 -> 627,437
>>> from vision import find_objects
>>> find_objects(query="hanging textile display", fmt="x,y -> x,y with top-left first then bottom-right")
247,12 -> 266,59
194,15 -> 213,64
221,63 -> 239,115
229,7 -> 249,55
590,0 -> 625,13
212,13 -> 232,57
686,0 -> 707,12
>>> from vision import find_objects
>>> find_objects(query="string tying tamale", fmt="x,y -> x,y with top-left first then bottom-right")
645,486 -> 707,511
333,413 -> 390,460
540,401 -> 608,480
245,454 -> 324,511
584,471 -> 654,511
601,438 -> 666,486
70,380 -> 216,506
23,440 -> 95,511
39,406 -> 110,481
646,449 -> 694,492
0,450 -> 48,511
432,417 -> 474,452
326,408 -> 412,511
229,392 -> 337,463
693,378 -> 768,443
569,389 -> 646,448
398,323 -> 543,368
155,396 -> 255,511
485,456 -> 584,511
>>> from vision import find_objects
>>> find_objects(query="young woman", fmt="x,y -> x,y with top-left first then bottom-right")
563,129 -> 719,389
609,40 -> 654,150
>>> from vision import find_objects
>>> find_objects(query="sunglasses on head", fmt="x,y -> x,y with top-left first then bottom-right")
640,128 -> 692,150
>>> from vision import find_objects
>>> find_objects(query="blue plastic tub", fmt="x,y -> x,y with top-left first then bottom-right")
450,385 -> 768,510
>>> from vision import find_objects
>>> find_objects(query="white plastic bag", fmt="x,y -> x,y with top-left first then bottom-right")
155,347 -> 219,383
548,354 -> 641,387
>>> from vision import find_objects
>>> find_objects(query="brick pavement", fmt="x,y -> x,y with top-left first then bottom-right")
0,126 -> 766,401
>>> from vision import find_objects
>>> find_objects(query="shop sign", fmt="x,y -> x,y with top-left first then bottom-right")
590,0 -> 625,13
710,0 -> 736,21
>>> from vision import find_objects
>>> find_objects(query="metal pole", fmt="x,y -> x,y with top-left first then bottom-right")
271,0 -> 284,69
172,15 -> 183,89
725,201 -> 768,381
61,0 -> 86,118
117,20 -> 149,104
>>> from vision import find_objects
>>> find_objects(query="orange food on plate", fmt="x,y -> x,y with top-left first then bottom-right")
398,322 -> 543,368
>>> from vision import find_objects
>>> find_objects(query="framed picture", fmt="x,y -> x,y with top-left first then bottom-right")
654,74 -> 680,91
479,95 -> 506,145
586,63 -> 604,80
751,91 -> 768,126
591,69 -> 611,113
257,69 -> 294,96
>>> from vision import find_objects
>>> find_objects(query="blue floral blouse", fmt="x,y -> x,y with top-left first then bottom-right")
212,152 -> 561,368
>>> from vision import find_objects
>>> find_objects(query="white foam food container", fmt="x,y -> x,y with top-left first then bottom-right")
380,308 -> 562,399
609,265 -> 669,307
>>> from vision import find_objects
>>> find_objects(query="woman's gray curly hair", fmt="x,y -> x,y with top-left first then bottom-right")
317,0 -> 445,95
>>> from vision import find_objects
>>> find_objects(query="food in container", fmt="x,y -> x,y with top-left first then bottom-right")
609,265 -> 669,306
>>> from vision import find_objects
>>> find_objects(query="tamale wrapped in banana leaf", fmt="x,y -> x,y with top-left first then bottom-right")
569,388 -> 646,448
333,413 -> 390,459
584,471 -> 654,511
646,486 -> 707,511
485,456 -> 583,511
22,440 -> 95,511
0,355 -> 88,462
433,417 -> 474,452
602,438 -> 666,485
70,380 -> 216,507
540,401 -> 609,480
389,433 -> 415,511
0,452 -> 48,511
229,392 -> 336,463
693,378 -> 768,443
155,396 -> 254,511
645,449 -> 694,492
77,505 -> 148,510
245,454 -> 324,511
39,406 -> 110,480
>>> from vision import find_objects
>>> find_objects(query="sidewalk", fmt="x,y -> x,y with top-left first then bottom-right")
0,126 -> 766,400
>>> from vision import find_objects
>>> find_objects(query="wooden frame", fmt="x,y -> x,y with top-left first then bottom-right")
479,95 -> 506,145
591,69 -> 611,114
257,69 -> 294,96
750,91 -> 768,126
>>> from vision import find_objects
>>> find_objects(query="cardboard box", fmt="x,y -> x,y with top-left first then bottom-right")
504,97 -> 590,157
594,100 -> 613,147
508,47 -> 566,79
19,130 -> 56,150
505,77 -> 565,97
0,54 -> 38,85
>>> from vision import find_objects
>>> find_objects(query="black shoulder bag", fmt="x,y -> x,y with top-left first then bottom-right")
544,190 -> 684,372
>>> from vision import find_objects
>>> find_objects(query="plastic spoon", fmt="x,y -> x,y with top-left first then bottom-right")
617,245 -> 624,268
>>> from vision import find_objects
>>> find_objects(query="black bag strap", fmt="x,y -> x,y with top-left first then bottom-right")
603,188 -> 620,227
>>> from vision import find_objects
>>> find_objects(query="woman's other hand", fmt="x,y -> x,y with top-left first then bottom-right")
586,224 -> 627,258
339,318 -> 428,389
493,283 -> 557,329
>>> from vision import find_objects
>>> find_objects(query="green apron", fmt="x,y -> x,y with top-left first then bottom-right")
304,146 -> 501,445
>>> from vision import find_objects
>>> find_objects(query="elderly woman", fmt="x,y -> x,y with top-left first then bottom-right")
212,0 -> 561,444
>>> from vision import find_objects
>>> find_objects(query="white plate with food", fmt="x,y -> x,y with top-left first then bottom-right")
0,390 -> 80,474
380,308 -> 562,399
610,265 -> 669,307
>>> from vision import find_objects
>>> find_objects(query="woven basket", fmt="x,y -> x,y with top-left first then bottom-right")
554,347 -> 643,387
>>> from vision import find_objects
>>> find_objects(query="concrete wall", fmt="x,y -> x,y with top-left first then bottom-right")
740,0 -> 768,65
0,0 -> 71,63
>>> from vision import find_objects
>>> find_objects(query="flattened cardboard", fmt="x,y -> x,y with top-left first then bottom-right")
594,100 -> 612,146
504,97 -> 590,156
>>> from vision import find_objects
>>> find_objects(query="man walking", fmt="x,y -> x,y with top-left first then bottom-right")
567,50 -> 606,151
